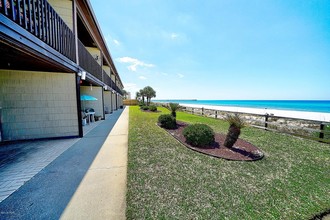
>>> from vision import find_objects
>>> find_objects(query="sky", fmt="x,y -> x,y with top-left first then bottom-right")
89,0 -> 330,100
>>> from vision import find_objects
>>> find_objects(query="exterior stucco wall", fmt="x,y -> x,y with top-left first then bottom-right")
80,86 -> 103,116
103,91 -> 111,113
0,70 -> 78,141
48,0 -> 73,31
102,66 -> 110,77
86,47 -> 101,65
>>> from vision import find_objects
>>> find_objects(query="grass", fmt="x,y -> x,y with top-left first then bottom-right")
126,106 -> 330,219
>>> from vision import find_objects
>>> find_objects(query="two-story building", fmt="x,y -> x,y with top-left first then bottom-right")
0,0 -> 124,141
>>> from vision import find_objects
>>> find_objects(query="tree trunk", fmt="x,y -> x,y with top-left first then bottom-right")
224,125 -> 241,148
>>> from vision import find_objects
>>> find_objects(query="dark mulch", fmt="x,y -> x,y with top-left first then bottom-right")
163,121 -> 264,161
141,109 -> 162,113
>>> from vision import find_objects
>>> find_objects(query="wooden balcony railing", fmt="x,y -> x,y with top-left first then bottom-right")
103,72 -> 123,95
78,40 -> 102,81
0,0 -> 76,62
103,70 -> 112,88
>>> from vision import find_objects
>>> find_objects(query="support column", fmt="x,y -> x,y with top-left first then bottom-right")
75,73 -> 83,137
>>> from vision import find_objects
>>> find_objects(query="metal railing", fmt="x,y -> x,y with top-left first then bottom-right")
0,0 -> 76,62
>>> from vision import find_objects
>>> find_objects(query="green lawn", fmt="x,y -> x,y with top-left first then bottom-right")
126,106 -> 330,219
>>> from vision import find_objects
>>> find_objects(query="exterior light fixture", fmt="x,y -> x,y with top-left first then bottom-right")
81,71 -> 86,80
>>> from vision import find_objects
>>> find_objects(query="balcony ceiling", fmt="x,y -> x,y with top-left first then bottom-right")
77,16 -> 96,48
0,40 -> 72,73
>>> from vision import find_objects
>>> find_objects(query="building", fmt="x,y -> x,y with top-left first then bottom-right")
0,0 -> 124,141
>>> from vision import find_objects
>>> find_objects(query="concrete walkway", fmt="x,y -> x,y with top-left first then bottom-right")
0,116 -> 103,203
60,107 -> 129,219
0,107 -> 129,219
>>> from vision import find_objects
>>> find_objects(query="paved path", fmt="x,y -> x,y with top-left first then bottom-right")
0,114 -> 103,203
0,107 -> 128,219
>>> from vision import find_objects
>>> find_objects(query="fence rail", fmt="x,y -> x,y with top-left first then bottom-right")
1,0 -> 76,62
161,104 -> 330,144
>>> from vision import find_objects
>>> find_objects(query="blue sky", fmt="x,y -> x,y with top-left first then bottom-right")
90,0 -> 330,100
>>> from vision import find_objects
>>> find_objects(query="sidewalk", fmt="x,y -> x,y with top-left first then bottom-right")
0,107 -> 129,219
60,107 -> 129,219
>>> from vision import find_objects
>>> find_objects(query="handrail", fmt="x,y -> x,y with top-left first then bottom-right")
0,0 -> 76,62
77,39 -> 102,81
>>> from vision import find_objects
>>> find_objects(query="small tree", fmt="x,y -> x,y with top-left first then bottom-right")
143,86 -> 156,106
122,90 -> 128,100
169,103 -> 180,118
223,114 -> 246,148
139,89 -> 146,104
135,91 -> 141,101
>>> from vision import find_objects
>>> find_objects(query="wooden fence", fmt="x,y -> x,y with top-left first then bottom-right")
158,103 -> 330,144
124,99 -> 138,106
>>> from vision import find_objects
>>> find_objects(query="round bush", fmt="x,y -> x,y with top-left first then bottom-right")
149,105 -> 157,112
183,124 -> 215,147
158,114 -> 176,129
141,105 -> 149,111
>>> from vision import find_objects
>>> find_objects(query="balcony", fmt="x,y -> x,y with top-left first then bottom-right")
1,0 -> 123,95
0,0 -> 76,62
78,39 -> 102,81
103,71 -> 123,95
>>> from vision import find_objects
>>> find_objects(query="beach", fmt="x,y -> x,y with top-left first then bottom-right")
179,103 -> 330,122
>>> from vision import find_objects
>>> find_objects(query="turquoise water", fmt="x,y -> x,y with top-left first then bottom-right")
155,100 -> 330,113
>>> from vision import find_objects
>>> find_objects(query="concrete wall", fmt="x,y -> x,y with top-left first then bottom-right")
0,70 -> 78,141
48,0 -> 73,31
80,86 -> 103,116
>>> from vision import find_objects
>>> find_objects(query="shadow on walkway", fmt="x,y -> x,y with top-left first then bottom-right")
0,109 -> 124,219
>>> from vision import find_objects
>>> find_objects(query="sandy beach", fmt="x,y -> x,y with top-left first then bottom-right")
179,103 -> 330,122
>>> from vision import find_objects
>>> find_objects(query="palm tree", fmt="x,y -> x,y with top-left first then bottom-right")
135,91 -> 141,101
143,86 -> 156,106
169,103 -> 180,118
139,89 -> 146,104
223,114 -> 246,148
122,90 -> 128,99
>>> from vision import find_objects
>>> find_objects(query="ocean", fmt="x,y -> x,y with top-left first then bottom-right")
155,100 -> 330,113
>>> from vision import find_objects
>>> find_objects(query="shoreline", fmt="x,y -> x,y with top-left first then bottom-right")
178,103 -> 330,122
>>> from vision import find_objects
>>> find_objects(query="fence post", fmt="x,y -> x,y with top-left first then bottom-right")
319,123 -> 324,141
191,108 -> 194,114
202,107 -> 204,116
215,110 -> 218,119
265,114 -> 269,130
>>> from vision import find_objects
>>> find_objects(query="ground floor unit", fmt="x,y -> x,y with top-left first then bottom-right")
0,69 -> 123,142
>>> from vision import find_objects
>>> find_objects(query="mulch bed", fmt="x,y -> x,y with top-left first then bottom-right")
162,121 -> 264,161
141,110 -> 162,113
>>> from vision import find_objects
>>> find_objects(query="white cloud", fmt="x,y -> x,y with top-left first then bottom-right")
105,35 -> 121,47
113,39 -> 120,45
116,57 -> 155,72
123,83 -> 137,90
171,33 -> 179,39
177,73 -> 184,78
139,76 -> 147,80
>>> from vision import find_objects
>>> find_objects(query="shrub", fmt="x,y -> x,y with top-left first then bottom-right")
141,105 -> 149,111
224,114 -> 246,148
183,124 -> 215,147
158,114 -> 176,129
169,103 -> 180,118
149,105 -> 157,112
